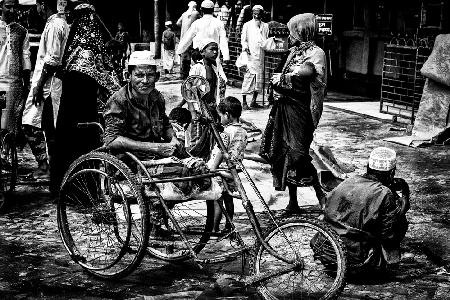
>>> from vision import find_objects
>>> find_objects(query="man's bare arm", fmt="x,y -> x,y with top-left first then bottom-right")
107,136 -> 178,157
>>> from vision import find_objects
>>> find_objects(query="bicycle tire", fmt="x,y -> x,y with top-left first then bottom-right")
250,216 -> 347,300
58,152 -> 150,279
0,133 -> 17,211
145,197 -> 215,262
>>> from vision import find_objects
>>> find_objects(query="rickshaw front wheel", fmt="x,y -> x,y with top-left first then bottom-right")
251,216 -> 347,300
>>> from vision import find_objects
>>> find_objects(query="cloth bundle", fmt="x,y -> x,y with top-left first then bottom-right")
411,79 -> 450,144
146,157 -> 222,201
385,34 -> 450,147
420,34 -> 450,87
413,34 -> 450,145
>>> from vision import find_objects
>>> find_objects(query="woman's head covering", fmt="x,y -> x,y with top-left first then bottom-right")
62,4 -> 120,96
287,13 -> 317,43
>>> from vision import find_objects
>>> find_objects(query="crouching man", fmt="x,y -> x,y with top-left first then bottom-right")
313,147 -> 410,273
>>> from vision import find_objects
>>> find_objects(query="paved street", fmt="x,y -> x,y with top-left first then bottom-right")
0,80 -> 449,299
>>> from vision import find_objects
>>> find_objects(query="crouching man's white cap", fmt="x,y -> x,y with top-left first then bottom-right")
128,51 -> 157,66
201,0 -> 214,9
165,20 -> 172,26
368,147 -> 397,171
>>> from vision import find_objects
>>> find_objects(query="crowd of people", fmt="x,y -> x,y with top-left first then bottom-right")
0,0 -> 410,275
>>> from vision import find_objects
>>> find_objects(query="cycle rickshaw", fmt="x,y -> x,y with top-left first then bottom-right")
57,76 -> 347,299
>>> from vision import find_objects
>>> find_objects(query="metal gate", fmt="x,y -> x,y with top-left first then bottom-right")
380,36 -> 433,123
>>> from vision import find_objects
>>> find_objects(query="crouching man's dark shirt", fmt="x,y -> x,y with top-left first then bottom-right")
320,174 -> 408,268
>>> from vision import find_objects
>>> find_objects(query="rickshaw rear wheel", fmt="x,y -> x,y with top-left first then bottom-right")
58,151 -> 150,279
0,132 -> 17,212
145,197 -> 215,262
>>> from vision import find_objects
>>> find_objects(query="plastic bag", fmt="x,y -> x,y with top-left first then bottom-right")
235,51 -> 249,68
262,37 -> 277,51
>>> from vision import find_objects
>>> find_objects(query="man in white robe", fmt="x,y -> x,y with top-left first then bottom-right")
176,0 -> 229,109
176,0 -> 230,70
241,5 -> 268,109
176,1 -> 199,79
21,0 -> 69,178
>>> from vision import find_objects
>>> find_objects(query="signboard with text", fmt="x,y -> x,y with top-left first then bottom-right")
317,14 -> 333,36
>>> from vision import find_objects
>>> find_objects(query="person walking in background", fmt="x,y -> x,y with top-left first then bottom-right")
240,5 -> 268,109
115,22 -> 131,64
219,0 -> 230,29
52,1 -> 120,193
176,0 -> 230,72
177,0 -> 230,111
21,0 -> 69,180
142,29 -> 151,43
176,1 -> 199,79
259,13 -> 327,215
235,2 -> 251,33
0,0 -> 31,137
213,1 -> 220,18
162,21 -> 176,74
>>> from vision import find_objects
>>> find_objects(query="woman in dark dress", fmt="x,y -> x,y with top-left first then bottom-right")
260,13 -> 327,214
51,2 -> 120,193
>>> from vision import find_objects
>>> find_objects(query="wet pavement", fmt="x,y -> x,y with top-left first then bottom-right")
0,77 -> 449,299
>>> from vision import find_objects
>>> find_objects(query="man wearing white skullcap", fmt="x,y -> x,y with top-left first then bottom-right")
162,20 -> 176,74
313,146 -> 410,273
176,0 -> 200,79
104,50 -> 177,152
104,50 -> 180,166
176,0 -> 230,66
103,50 -> 183,238
176,0 -> 230,109
240,4 -> 269,109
